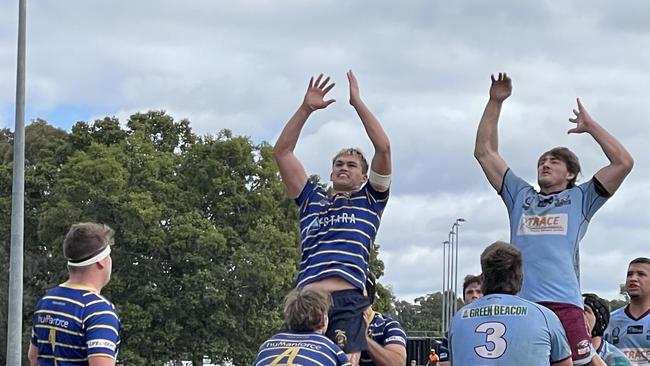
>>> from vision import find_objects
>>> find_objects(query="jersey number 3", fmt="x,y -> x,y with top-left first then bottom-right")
474,322 -> 507,359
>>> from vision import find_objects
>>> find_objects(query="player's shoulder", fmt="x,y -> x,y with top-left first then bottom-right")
609,306 -> 628,320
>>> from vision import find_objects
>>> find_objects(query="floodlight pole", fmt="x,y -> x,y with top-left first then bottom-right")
6,0 -> 27,364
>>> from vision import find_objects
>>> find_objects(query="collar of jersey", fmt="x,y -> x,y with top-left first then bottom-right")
60,281 -> 99,293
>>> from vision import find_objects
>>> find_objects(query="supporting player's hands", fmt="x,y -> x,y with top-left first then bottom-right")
303,74 -> 336,112
489,72 -> 512,102
568,98 -> 596,134
348,70 -> 362,107
363,307 -> 373,335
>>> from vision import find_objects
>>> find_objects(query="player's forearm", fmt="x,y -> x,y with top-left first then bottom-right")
587,354 -> 607,366
588,120 -> 634,171
474,99 -> 504,159
27,344 -> 38,366
273,104 -> 312,158
365,339 -> 406,366
352,99 -> 391,156
352,99 -> 391,175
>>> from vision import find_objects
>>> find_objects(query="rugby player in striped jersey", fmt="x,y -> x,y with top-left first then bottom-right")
274,70 -> 391,365
28,223 -> 120,366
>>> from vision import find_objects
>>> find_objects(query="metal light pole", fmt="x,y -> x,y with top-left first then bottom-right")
6,0 -> 27,363
448,230 -> 456,321
453,218 -> 466,314
441,240 -> 449,333
447,230 -> 455,329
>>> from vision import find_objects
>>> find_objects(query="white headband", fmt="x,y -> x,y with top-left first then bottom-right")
67,245 -> 111,267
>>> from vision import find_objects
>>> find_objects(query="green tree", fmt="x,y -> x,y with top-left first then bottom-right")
610,283 -> 629,311
3,113 -> 391,365
393,291 -> 459,337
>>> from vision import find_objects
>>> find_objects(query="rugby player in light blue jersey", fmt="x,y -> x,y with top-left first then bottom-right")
254,288 -> 350,366
274,70 -> 391,365
474,72 -> 634,365
436,275 -> 484,366
449,241 -> 572,366
28,223 -> 120,366
604,257 -> 650,365
360,274 -> 407,366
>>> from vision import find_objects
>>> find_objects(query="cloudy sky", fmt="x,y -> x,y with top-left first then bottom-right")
2,0 -> 649,303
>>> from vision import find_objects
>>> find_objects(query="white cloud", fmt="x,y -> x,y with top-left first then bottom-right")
1,0 -> 649,305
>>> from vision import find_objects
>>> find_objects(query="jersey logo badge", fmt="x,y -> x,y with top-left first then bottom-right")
554,196 -> 571,207
304,217 -> 320,235
628,325 -> 643,334
523,197 -> 534,209
576,340 -> 590,355
334,329 -> 347,348
537,196 -> 555,208
517,214 -> 568,236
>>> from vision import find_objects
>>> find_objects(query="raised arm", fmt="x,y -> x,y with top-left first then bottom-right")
347,70 -> 391,192
568,98 -> 634,195
273,74 -> 336,198
474,73 -> 512,191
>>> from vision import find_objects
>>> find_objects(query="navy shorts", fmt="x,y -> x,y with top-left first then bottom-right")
326,289 -> 371,353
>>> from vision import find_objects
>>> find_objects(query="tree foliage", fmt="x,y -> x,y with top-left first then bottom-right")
0,112 -> 395,365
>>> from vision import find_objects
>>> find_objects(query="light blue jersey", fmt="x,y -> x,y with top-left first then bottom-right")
449,294 -> 571,366
604,306 -> 650,365
500,169 -> 608,307
599,340 -> 632,366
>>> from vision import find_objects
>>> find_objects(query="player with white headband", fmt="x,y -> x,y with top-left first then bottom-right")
28,222 -> 121,366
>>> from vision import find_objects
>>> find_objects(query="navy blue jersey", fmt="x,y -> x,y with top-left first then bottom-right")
295,180 -> 388,290
360,312 -> 406,366
254,331 -> 350,366
30,283 -> 120,365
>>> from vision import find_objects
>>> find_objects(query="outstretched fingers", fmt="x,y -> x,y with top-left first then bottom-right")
491,72 -> 510,83
323,82 -> 335,95
313,73 -> 323,88
310,73 -> 334,94
319,76 -> 331,89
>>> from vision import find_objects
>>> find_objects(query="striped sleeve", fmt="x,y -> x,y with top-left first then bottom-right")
364,183 -> 389,216
84,298 -> 121,359
382,319 -> 407,347
295,180 -> 318,210
336,350 -> 352,366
